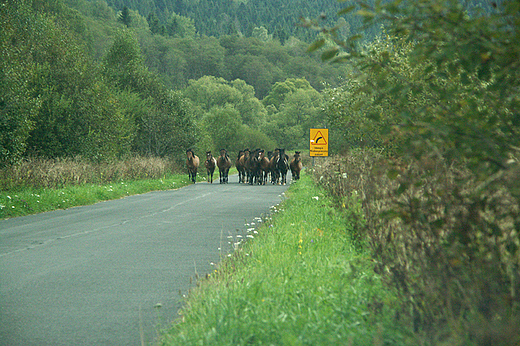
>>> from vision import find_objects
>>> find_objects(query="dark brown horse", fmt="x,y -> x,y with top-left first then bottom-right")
236,150 -> 246,183
247,149 -> 262,185
268,149 -> 279,184
186,149 -> 200,183
204,151 -> 217,183
275,148 -> 289,185
290,151 -> 302,181
216,149 -> 232,184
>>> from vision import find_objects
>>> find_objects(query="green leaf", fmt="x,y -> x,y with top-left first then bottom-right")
396,182 -> 409,195
330,55 -> 352,63
307,39 -> 326,52
356,9 -> 375,18
338,5 -> 356,15
387,169 -> 400,180
321,48 -> 339,61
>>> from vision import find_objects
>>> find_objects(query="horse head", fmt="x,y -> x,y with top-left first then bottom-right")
220,148 -> 228,158
186,149 -> 195,160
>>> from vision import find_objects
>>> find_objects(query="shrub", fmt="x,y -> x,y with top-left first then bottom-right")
313,150 -> 520,344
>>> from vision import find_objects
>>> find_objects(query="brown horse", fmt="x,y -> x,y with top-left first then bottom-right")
236,150 -> 246,183
238,149 -> 250,184
186,149 -> 200,183
274,148 -> 289,185
216,149 -> 232,184
258,149 -> 271,185
204,151 -> 217,183
268,149 -> 279,184
290,151 -> 302,181
247,149 -> 262,185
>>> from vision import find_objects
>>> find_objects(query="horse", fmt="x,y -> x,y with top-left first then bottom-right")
238,149 -> 251,184
258,149 -> 271,185
204,151 -> 217,183
275,148 -> 289,185
236,150 -> 246,183
216,148 -> 232,184
247,149 -> 262,185
268,149 -> 279,184
186,149 -> 200,183
290,151 -> 302,181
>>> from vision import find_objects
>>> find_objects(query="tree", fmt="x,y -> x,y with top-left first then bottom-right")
0,0 -> 40,166
182,76 -> 266,127
165,12 -> 196,38
118,6 -> 131,27
147,12 -> 164,35
201,105 -> 242,153
262,78 -> 314,110
103,30 -> 197,158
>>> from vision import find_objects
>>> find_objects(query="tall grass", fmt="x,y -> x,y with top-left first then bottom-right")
159,173 -> 412,345
0,156 -> 189,219
0,156 -> 182,191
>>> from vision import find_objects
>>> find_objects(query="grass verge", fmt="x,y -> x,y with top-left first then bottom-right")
0,174 -> 193,219
158,173 -> 413,345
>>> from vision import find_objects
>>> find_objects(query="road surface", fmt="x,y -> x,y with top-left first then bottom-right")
0,174 -> 290,345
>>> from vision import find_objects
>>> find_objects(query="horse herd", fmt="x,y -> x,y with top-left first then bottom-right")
185,148 -> 303,185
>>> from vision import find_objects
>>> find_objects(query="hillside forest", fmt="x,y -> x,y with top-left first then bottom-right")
1,0 -> 507,166
1,0 -> 355,166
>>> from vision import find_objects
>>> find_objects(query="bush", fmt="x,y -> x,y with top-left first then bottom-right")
313,150 -> 520,344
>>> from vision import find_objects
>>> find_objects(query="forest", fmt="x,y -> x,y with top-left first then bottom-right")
1,0 -> 506,167
1,0 -> 355,167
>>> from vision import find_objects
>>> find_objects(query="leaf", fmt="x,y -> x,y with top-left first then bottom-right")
338,5 -> 356,15
396,182 -> 409,195
330,55 -> 351,64
307,39 -> 326,52
321,48 -> 339,61
356,9 -> 376,18
387,169 -> 400,180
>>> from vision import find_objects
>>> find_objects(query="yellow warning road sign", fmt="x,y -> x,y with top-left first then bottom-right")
310,128 -> 328,157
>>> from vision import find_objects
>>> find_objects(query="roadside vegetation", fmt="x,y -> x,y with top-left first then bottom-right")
302,0 -> 520,343
0,156 -> 190,219
158,172 -> 413,345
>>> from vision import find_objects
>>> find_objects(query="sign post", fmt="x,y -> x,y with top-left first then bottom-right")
309,128 -> 329,157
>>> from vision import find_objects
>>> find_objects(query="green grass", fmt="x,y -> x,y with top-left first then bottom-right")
0,173 -> 194,219
158,173 -> 413,345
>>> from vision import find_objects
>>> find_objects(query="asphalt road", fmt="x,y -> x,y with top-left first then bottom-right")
0,174 -> 290,346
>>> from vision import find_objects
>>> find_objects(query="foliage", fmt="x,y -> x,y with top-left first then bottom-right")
314,150 -> 520,345
0,0 -> 41,167
200,105 -> 242,154
97,0 -> 351,42
1,0 -> 135,162
263,78 -> 325,149
103,29 -> 198,158
307,0 -> 520,342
